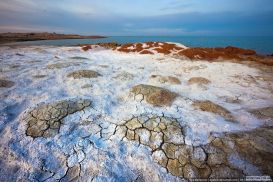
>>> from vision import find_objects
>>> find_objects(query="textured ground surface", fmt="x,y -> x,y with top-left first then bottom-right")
0,43 -> 273,181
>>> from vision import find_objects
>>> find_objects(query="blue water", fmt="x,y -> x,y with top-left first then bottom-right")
11,36 -> 273,55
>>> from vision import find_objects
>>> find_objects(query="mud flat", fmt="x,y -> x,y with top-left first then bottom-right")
0,42 -> 272,181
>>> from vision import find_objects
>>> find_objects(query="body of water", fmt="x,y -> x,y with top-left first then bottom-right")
9,36 -> 273,55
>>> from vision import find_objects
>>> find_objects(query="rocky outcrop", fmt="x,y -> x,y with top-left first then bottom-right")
192,100 -> 235,121
131,84 -> 177,106
67,70 -> 101,79
0,79 -> 15,88
25,99 -> 92,137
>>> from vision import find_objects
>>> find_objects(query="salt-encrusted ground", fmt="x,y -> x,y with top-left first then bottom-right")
0,44 -> 273,181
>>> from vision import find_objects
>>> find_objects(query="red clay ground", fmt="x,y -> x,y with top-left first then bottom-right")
82,42 -> 273,66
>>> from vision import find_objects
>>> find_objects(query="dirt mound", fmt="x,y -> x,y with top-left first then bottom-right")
131,84 -> 177,106
82,45 -> 92,51
192,100 -> 235,121
188,77 -> 211,85
67,70 -> 101,79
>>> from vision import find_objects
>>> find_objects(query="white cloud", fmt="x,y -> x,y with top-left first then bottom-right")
0,0 -> 45,13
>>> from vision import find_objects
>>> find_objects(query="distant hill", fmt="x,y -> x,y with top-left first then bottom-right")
0,32 -> 106,44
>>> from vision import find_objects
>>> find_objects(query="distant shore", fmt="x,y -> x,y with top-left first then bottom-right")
0,32 -> 106,44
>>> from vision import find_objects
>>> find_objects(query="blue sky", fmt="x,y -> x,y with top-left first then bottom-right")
0,0 -> 273,36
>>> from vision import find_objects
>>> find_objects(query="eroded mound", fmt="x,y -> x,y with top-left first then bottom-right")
0,79 -> 15,88
67,70 -> 101,79
131,84 -> 177,106
193,100 -> 234,121
25,99 -> 92,137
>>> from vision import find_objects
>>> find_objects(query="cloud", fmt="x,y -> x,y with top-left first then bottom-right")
0,25 -> 65,33
160,1 -> 193,12
123,28 -> 187,35
0,0 -> 45,14
0,0 -> 273,35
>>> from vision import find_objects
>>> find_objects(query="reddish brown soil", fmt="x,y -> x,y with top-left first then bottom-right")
178,47 -> 273,66
80,43 -> 121,50
114,42 -> 273,66
82,45 -> 92,51
81,42 -> 273,66
177,47 -> 255,61
116,42 -> 185,55
140,50 -> 154,54
153,48 -> 171,54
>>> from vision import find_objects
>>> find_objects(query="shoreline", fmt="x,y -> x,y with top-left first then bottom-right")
0,32 -> 106,44
2,40 -> 272,66
1,37 -> 273,56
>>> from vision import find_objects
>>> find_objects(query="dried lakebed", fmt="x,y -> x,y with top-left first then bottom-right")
0,43 -> 273,181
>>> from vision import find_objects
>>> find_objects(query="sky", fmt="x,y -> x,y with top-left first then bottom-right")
0,0 -> 273,36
